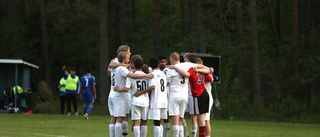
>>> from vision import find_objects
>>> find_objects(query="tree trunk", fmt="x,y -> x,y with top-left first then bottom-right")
237,0 -> 244,90
99,0 -> 109,106
181,0 -> 186,37
220,0 -> 226,39
117,0 -> 125,46
188,0 -> 194,36
250,0 -> 261,107
266,0 -> 280,48
293,0 -> 299,99
40,1 -> 52,89
304,0 -> 310,51
21,0 -> 29,23
153,0 -> 160,57
195,0 -> 205,53
276,0 -> 282,57
131,0 -> 136,32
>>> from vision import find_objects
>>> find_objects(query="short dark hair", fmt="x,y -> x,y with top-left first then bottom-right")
188,54 -> 198,63
158,55 -> 167,61
86,67 -> 91,73
149,57 -> 159,69
134,58 -> 144,70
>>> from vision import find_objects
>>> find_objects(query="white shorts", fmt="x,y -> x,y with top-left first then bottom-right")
186,95 -> 195,114
108,96 -> 113,116
168,97 -> 187,118
148,108 -> 168,120
131,105 -> 148,120
125,93 -> 131,114
205,99 -> 214,120
109,97 -> 127,117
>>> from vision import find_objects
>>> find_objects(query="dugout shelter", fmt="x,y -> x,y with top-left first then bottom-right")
180,53 -> 221,83
0,59 -> 39,110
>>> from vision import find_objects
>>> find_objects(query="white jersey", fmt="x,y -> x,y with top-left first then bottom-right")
149,70 -> 167,109
109,58 -> 120,98
205,81 -> 213,102
126,71 -> 151,107
113,65 -> 130,98
167,62 -> 196,98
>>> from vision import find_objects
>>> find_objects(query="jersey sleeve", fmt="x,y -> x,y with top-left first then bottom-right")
149,77 -> 155,87
125,77 -> 132,88
205,74 -> 213,82
121,67 -> 130,77
92,76 -> 96,86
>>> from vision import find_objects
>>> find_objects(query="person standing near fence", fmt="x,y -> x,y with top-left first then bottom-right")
58,75 -> 67,115
62,65 -> 80,116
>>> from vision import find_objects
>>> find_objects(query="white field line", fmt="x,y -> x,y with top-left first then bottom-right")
1,131 -> 67,137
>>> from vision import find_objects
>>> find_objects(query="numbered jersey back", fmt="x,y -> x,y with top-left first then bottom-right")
150,70 -> 167,108
80,74 -> 95,93
126,71 -> 150,107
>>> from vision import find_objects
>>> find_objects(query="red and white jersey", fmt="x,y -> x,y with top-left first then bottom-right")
188,68 -> 213,97
126,71 -> 151,107
167,62 -> 196,98
113,65 -> 130,98
149,70 -> 167,109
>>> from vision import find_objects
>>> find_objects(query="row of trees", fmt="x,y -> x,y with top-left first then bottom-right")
1,0 -> 319,121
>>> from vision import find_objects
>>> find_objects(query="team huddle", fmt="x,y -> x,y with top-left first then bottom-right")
107,45 -> 215,137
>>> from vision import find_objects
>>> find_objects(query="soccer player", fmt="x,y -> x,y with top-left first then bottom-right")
80,67 -> 96,120
166,52 -> 199,137
157,55 -> 171,137
108,45 -> 131,137
115,58 -> 152,137
171,54 -> 213,137
111,52 -> 153,137
145,57 -> 168,137
62,66 -> 80,116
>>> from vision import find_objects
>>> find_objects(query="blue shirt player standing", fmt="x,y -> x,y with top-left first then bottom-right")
80,67 -> 97,120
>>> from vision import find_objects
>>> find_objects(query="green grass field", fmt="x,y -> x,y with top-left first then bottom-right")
1,113 -> 319,137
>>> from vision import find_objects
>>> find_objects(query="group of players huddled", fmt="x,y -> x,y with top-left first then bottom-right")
107,45 -> 215,137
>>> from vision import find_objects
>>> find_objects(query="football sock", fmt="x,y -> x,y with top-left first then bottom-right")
87,105 -> 93,114
109,124 -> 115,137
115,123 -> 122,137
133,126 -> 140,137
173,125 -> 179,137
160,125 -> 163,137
206,136 -> 210,137
83,105 -> 87,114
122,121 -> 128,137
199,126 -> 206,137
179,126 -> 184,137
140,125 -> 148,137
154,126 -> 161,137
182,119 -> 189,137
164,123 -> 170,137
191,125 -> 198,137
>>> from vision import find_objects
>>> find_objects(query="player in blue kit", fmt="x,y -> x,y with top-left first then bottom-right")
80,67 -> 97,120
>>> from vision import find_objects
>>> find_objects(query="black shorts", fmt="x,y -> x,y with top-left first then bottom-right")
193,90 -> 209,115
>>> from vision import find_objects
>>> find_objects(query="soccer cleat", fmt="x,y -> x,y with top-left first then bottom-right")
75,112 -> 79,116
84,113 -> 88,120
67,112 -> 71,116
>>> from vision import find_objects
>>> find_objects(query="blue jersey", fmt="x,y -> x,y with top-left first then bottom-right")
80,74 -> 96,96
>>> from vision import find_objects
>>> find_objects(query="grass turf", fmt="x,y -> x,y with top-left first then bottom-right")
0,113 -> 319,137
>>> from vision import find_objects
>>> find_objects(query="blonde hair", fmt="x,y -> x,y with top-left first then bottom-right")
170,52 -> 180,61
118,52 -> 129,62
117,45 -> 130,53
